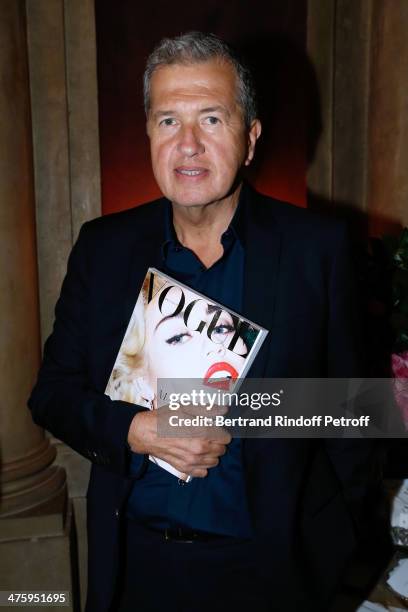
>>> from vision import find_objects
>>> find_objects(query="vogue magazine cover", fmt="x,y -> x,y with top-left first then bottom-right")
105,268 -> 268,476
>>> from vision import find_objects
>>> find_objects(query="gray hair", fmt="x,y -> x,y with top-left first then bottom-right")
143,31 -> 257,127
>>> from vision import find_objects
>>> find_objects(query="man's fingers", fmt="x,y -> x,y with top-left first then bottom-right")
207,429 -> 232,444
187,437 -> 230,457
162,444 -> 222,473
135,409 -> 232,477
172,438 -> 226,460
176,403 -> 229,417
164,454 -> 216,476
192,455 -> 219,468
209,441 -> 228,456
190,468 -> 208,478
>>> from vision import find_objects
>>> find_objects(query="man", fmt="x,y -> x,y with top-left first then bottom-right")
29,32 -> 376,612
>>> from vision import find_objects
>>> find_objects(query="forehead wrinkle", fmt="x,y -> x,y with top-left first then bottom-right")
150,60 -> 240,104
155,90 -> 225,105
151,94 -> 222,116
151,99 -> 235,124
151,76 -> 238,105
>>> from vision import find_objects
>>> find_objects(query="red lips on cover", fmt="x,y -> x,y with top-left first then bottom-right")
203,362 -> 239,391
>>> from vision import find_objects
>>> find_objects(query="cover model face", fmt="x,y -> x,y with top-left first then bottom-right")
144,284 -> 248,393
146,59 -> 261,209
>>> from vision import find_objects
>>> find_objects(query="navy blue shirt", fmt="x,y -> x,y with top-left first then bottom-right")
127,196 -> 252,538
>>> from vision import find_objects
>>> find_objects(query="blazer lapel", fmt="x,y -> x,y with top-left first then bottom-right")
123,199 -> 167,324
242,186 -> 282,377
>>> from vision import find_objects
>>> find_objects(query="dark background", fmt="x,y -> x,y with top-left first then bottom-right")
95,0 -> 309,214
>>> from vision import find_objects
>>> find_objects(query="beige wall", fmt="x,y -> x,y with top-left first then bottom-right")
307,0 -> 408,235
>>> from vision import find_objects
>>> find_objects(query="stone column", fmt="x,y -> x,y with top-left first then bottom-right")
64,0 -> 102,241
368,0 -> 408,235
308,0 -> 408,236
306,0 -> 335,200
331,0 -> 373,213
0,0 -> 66,521
25,0 -> 73,344
25,2 -> 101,605
26,0 -> 102,344
307,0 -> 373,216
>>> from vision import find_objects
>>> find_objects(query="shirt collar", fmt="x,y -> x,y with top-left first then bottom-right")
162,181 -> 248,255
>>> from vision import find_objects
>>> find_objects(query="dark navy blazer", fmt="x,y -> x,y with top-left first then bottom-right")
29,184 -> 376,612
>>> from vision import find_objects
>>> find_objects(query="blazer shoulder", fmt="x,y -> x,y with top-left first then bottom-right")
81,198 -> 165,235
73,198 -> 166,254
252,190 -> 348,246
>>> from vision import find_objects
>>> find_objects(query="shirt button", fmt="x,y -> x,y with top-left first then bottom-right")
115,509 -> 120,517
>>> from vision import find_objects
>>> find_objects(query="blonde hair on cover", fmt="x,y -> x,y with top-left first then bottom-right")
106,274 -> 162,406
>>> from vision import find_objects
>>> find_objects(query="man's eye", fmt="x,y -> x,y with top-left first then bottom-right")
203,116 -> 220,125
165,332 -> 191,345
160,118 -> 176,127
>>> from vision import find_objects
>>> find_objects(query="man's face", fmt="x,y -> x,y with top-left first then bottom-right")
146,59 -> 261,207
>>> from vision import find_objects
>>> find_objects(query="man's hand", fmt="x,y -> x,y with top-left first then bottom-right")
127,406 -> 231,478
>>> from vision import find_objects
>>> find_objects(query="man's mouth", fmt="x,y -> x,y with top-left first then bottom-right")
203,362 -> 239,390
175,167 -> 208,177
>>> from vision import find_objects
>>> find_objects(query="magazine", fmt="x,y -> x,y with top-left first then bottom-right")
105,267 -> 268,478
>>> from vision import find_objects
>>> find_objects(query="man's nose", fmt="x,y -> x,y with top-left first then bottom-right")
177,125 -> 205,157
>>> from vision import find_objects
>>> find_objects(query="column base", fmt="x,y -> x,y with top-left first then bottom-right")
0,500 -> 77,612
0,465 -> 67,519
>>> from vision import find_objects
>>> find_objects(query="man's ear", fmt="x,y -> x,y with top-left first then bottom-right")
244,119 -> 262,166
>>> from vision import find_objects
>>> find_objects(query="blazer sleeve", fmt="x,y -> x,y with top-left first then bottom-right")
324,223 -> 380,532
28,223 -> 148,477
